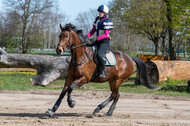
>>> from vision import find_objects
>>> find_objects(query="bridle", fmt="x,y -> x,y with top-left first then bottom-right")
57,30 -> 95,66
58,31 -> 92,50
57,31 -> 71,50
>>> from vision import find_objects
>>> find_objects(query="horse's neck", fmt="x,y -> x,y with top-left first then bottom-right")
70,32 -> 85,63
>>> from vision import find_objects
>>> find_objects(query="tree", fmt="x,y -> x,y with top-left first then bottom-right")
3,0 -> 56,53
40,8 -> 68,49
110,0 -> 168,55
109,0 -> 136,53
163,0 -> 190,60
0,11 -> 22,51
0,13 -> 4,47
74,9 -> 97,34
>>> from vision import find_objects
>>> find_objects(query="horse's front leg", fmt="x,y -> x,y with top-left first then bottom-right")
67,85 -> 76,108
46,76 -> 88,117
67,76 -> 88,107
46,86 -> 68,117
46,76 -> 75,117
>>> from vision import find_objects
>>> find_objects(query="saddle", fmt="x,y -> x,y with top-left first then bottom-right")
92,46 -> 116,66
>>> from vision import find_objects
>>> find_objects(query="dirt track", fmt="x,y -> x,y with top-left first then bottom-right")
0,90 -> 190,126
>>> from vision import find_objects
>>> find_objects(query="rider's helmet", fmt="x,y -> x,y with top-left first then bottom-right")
97,5 -> 109,14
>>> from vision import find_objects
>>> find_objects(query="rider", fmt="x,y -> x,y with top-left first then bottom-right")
85,5 -> 113,78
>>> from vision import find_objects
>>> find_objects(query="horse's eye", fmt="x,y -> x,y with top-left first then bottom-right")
65,35 -> 68,38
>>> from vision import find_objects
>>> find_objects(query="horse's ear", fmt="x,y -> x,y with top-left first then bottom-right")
60,24 -> 63,30
68,23 -> 72,29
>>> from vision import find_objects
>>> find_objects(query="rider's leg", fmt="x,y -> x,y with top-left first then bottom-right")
97,39 -> 110,78
97,55 -> 106,77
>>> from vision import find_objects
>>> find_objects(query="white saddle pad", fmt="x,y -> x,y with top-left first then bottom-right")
105,51 -> 116,65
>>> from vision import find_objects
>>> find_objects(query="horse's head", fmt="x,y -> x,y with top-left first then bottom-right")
56,23 -> 74,55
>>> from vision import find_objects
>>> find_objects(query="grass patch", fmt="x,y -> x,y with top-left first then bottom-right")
0,71 -> 65,91
85,80 -> 190,97
158,77 -> 187,86
157,78 -> 189,93
0,72 -> 189,97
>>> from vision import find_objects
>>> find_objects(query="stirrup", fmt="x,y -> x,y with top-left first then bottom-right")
99,71 -> 106,78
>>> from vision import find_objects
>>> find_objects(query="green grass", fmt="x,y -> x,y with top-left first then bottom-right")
0,71 -> 189,97
159,77 -> 187,85
85,80 -> 190,97
0,71 -> 65,91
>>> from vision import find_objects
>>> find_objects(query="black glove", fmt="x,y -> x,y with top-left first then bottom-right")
90,37 -> 97,43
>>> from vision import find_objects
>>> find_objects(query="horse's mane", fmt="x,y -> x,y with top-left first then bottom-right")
63,23 -> 86,42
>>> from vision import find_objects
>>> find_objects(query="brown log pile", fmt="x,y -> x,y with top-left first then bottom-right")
137,55 -> 180,62
146,60 -> 190,83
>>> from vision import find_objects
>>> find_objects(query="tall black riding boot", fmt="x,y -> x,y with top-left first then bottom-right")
98,57 -> 106,78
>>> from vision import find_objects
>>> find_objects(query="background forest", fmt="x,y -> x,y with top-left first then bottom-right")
0,0 -> 189,60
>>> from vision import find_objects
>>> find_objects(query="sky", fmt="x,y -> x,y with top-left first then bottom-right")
0,0 -> 111,21
0,0 -> 3,11
58,0 -> 111,21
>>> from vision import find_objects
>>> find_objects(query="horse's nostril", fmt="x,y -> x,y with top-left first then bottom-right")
58,49 -> 61,53
57,49 -> 62,54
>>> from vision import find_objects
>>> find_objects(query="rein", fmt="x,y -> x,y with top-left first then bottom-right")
58,41 -> 90,50
73,46 -> 95,66
70,42 -> 90,49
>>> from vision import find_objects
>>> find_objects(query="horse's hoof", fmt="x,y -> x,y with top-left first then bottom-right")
93,108 -> 100,115
46,109 -> 54,118
68,100 -> 76,108
105,112 -> 112,116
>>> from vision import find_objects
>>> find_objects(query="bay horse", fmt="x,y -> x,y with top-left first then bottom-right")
46,23 -> 158,117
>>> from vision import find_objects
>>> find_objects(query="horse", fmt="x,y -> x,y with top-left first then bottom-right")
46,23 -> 158,117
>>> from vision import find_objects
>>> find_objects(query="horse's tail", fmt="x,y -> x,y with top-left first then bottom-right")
131,57 -> 159,90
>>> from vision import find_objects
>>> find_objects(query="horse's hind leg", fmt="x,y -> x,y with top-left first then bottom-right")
105,79 -> 124,116
93,91 -> 120,116
105,91 -> 120,116
93,79 -> 123,116
93,95 -> 114,115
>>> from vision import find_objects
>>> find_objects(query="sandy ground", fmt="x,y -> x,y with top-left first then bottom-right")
0,90 -> 190,126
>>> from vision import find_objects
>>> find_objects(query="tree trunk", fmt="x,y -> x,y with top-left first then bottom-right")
164,0 -> 176,60
168,26 -> 176,60
43,30 -> 47,49
160,28 -> 167,56
154,38 -> 160,56
21,23 -> 27,54
161,37 -> 166,56
183,46 -> 186,58
21,0 -> 30,54
0,48 -> 70,86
